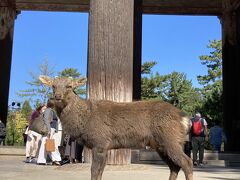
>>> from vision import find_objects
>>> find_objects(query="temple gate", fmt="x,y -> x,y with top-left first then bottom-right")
1,1 -> 240,163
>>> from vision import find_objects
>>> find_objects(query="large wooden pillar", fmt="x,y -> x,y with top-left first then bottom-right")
0,0 -> 17,125
221,0 -> 240,151
87,0 -> 142,164
133,0 -> 142,100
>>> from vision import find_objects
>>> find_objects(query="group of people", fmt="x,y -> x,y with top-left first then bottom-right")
24,99 -> 83,165
184,112 -> 227,167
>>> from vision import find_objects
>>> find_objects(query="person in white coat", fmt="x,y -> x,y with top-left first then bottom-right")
55,116 -> 62,147
25,105 -> 46,163
37,100 -> 62,165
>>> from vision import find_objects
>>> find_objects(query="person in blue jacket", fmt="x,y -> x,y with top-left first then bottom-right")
209,121 -> 227,152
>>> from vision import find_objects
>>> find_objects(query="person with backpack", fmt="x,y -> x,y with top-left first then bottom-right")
191,112 -> 208,167
0,119 -> 6,146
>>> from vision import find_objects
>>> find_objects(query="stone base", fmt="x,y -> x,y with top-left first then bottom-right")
1,146 -> 240,167
131,149 -> 240,167
0,146 -> 25,156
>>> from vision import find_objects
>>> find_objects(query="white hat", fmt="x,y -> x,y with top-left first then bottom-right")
195,112 -> 201,118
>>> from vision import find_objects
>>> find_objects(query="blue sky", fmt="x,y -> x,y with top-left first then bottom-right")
9,11 -> 221,105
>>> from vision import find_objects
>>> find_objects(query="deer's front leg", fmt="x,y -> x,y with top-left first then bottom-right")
91,147 -> 108,180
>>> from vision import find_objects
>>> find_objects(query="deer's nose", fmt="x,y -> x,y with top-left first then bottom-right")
55,93 -> 62,100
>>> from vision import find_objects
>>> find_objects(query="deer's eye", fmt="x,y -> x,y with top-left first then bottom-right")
52,85 -> 56,89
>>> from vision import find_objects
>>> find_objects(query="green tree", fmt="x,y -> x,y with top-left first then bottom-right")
58,68 -> 81,78
141,61 -> 168,100
197,40 -> 223,124
141,62 -> 201,115
5,109 -> 28,146
14,111 -> 28,145
197,40 -> 222,97
21,100 -> 32,120
58,68 -> 86,97
141,61 -> 157,75
165,72 -> 202,115
5,111 -> 15,145
17,59 -> 55,105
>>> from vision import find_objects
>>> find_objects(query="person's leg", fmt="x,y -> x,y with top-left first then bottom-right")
31,134 -> 38,158
64,135 -> 70,156
28,131 -> 36,158
37,136 -> 47,164
34,133 -> 42,158
25,132 -> 33,162
0,137 -> 5,145
198,137 -> 205,164
55,130 -> 62,147
184,141 -> 191,158
215,144 -> 221,152
50,132 -> 61,163
70,140 -> 76,162
75,142 -> 84,163
191,137 -> 198,165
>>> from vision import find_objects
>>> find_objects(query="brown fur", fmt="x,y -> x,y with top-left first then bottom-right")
39,76 -> 193,180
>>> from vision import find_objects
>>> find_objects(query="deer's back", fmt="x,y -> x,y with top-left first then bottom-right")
81,100 -> 187,149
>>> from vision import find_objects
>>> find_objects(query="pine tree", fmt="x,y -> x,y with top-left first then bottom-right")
141,62 -> 201,115
58,68 -> 86,97
197,40 -> 223,124
17,59 -> 56,105
21,100 -> 32,120
165,72 -> 202,115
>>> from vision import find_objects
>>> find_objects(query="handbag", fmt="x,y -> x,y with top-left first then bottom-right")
30,114 -> 48,135
45,138 -> 55,152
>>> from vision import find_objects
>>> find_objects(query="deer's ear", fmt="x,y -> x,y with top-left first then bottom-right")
39,75 -> 53,87
72,77 -> 87,89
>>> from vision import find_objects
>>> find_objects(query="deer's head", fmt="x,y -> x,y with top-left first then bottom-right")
39,75 -> 86,103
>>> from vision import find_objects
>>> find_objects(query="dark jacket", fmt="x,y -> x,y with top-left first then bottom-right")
0,122 -> 6,138
43,108 -> 58,132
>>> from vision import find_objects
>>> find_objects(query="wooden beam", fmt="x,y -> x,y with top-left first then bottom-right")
143,0 -> 222,15
15,0 -> 89,12
15,0 -> 222,15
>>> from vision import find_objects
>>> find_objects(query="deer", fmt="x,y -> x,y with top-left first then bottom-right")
39,75 -> 193,180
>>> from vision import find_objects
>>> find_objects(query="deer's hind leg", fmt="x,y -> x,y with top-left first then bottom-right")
155,132 -> 193,180
156,149 -> 181,180
155,141 -> 193,180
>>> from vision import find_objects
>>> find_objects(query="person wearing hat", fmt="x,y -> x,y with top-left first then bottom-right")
190,112 -> 208,167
